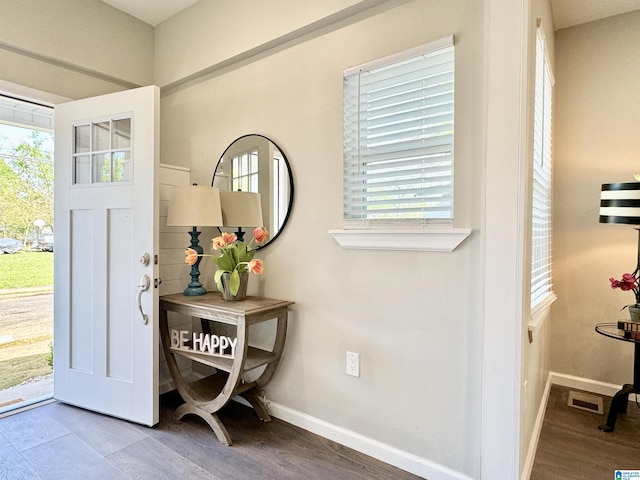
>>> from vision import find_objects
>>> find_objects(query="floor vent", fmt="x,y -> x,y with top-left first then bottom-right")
567,391 -> 604,414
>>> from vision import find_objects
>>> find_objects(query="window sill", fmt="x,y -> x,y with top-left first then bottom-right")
528,292 -> 557,333
328,227 -> 472,252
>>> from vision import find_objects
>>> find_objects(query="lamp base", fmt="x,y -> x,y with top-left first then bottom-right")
183,284 -> 207,296
183,227 -> 207,296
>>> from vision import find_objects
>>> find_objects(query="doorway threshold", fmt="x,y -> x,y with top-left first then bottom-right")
0,394 -> 55,418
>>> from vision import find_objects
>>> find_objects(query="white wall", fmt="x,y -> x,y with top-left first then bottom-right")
157,0 -> 486,476
0,0 -> 543,477
553,11 -> 640,387
0,0 -> 153,100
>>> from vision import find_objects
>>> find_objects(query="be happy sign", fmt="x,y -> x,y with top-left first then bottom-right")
170,329 -> 237,358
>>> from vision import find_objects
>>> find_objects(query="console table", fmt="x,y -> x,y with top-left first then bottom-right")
159,292 -> 293,445
594,322 -> 640,432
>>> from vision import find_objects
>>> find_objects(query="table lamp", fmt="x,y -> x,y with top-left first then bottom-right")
600,182 -> 640,286
167,185 -> 223,296
220,191 -> 263,242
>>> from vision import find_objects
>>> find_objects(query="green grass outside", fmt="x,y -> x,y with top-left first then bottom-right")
0,251 -> 53,289
0,353 -> 52,391
0,251 -> 53,393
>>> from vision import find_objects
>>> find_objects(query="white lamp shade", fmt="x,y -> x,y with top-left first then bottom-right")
166,185 -> 223,227
220,191 -> 263,227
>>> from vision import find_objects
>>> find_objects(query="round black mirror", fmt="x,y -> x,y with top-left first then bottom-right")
212,134 -> 294,249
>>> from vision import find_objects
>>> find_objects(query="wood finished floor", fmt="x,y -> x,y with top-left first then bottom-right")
0,391 -> 421,480
531,384 -> 640,479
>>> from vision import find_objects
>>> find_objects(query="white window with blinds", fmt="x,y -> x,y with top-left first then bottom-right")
531,27 -> 554,311
342,36 -> 455,227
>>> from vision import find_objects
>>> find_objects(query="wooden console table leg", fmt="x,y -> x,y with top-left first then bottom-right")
255,313 -> 288,390
242,390 -> 271,422
175,403 -> 232,446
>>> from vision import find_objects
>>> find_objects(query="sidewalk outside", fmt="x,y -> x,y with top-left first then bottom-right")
0,286 -> 53,298
0,287 -> 53,413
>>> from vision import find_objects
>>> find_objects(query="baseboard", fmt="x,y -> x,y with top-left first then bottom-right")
520,376 -> 553,480
267,400 -> 474,480
549,371 -> 638,401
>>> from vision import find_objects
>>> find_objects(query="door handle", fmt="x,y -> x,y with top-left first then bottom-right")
137,274 -> 151,325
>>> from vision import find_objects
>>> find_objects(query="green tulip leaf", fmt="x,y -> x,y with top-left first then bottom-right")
230,269 -> 240,295
214,269 -> 224,292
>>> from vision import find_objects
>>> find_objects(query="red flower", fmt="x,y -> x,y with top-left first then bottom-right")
610,274 -> 637,291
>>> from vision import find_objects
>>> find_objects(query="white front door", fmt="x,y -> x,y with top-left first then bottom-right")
53,86 -> 159,426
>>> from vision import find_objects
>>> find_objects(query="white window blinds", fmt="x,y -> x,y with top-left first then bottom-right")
343,36 -> 455,226
531,28 -> 554,307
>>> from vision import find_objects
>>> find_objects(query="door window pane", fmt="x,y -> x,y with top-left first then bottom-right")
74,155 -> 90,184
93,153 -> 111,183
112,151 -> 131,182
72,116 -> 132,185
112,119 -> 131,149
93,122 -> 110,151
74,125 -> 90,153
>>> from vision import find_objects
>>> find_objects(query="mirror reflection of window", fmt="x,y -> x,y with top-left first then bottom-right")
231,149 -> 259,192
213,134 -> 294,249
273,150 -> 288,231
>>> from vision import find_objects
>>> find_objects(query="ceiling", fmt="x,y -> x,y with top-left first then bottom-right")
99,0 -> 640,29
100,0 -> 199,26
550,0 -> 640,29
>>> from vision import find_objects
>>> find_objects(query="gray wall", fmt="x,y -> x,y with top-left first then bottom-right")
553,11 -> 640,389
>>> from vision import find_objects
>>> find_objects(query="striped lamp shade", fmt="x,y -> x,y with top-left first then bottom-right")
600,182 -> 640,224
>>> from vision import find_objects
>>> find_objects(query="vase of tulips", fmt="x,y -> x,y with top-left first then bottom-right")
185,227 -> 268,301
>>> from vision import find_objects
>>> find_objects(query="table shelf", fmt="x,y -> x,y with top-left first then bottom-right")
159,292 -> 293,445
186,372 -> 256,403
170,346 -> 277,373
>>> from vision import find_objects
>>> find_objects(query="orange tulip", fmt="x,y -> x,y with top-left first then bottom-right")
212,232 -> 237,250
212,236 -> 226,250
248,259 -> 263,274
253,227 -> 269,244
185,248 -> 199,265
222,232 -> 237,244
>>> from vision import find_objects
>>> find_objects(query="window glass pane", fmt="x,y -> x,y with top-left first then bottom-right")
93,121 -> 110,151
530,29 -> 554,308
112,151 -> 131,182
93,153 -> 111,183
74,125 -> 90,153
74,155 -> 90,184
112,119 -> 131,149
343,39 -> 455,225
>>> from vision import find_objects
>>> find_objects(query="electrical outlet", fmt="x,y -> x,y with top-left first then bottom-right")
346,351 -> 360,377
